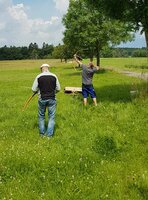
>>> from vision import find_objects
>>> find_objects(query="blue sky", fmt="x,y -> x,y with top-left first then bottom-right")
0,0 -> 146,48
13,0 -> 58,19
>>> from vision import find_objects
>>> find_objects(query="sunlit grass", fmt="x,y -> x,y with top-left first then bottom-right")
0,59 -> 148,200
100,57 -> 148,72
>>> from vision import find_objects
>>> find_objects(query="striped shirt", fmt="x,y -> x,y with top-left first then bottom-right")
32,71 -> 60,100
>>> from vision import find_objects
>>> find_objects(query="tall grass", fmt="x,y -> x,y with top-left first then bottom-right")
0,59 -> 148,200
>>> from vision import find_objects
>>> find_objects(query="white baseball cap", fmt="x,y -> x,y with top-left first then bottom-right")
40,63 -> 50,69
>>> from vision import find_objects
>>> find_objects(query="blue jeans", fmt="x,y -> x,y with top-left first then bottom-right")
38,99 -> 56,137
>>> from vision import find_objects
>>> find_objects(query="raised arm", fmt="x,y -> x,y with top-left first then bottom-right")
89,62 -> 100,71
95,65 -> 100,71
73,54 -> 83,66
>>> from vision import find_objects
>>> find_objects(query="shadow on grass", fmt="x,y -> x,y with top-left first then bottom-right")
65,71 -> 81,77
63,66 -> 75,70
95,81 -> 148,103
128,183 -> 148,199
95,84 -> 131,103
93,135 -> 122,160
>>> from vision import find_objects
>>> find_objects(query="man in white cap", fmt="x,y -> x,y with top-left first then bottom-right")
32,63 -> 60,137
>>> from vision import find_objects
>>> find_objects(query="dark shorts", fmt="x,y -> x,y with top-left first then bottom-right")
82,84 -> 96,98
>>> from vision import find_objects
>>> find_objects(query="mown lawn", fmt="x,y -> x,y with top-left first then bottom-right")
0,59 -> 148,200
100,57 -> 148,72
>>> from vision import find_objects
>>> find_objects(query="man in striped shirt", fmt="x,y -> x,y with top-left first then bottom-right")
32,63 -> 60,137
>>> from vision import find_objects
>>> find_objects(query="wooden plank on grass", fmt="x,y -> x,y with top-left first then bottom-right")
64,87 -> 82,93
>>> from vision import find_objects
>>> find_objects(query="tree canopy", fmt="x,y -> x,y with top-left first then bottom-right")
87,0 -> 148,49
63,0 -> 133,65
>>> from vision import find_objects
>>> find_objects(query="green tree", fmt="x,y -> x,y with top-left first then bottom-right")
29,43 -> 39,59
132,48 -> 147,57
87,0 -> 148,50
63,0 -> 133,65
52,44 -> 73,62
101,46 -> 113,58
39,43 -> 54,58
20,47 -> 29,59
52,44 -> 64,61
0,46 -> 24,60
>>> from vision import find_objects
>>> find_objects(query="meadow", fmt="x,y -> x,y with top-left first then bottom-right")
0,58 -> 148,200
101,57 -> 148,72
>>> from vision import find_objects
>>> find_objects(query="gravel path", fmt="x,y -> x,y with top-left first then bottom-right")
121,70 -> 148,81
105,67 -> 148,81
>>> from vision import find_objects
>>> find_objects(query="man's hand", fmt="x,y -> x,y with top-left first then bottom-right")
96,66 -> 100,70
74,54 -> 83,61
73,54 -> 77,59
73,54 -> 83,65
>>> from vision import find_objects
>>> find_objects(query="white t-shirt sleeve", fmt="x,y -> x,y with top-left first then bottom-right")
56,76 -> 61,91
32,76 -> 38,92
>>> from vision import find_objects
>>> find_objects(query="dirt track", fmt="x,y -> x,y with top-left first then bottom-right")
105,67 -> 148,81
121,70 -> 148,81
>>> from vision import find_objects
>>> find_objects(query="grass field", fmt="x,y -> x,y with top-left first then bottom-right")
100,57 -> 148,72
0,58 -> 148,200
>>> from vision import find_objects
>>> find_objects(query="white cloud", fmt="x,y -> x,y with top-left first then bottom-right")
0,22 -> 5,30
0,38 -> 7,44
2,0 -> 145,48
0,0 -> 65,47
0,0 -> 12,10
8,3 -> 28,21
53,0 -> 69,13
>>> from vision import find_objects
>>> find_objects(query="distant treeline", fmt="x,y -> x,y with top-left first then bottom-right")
101,47 -> 147,58
0,43 -> 147,60
0,43 -> 54,60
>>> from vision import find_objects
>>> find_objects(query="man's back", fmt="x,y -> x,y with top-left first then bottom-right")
38,72 -> 57,100
82,64 -> 97,85
32,71 -> 60,100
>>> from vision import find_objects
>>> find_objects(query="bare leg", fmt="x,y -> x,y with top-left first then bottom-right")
93,98 -> 97,106
83,98 -> 87,106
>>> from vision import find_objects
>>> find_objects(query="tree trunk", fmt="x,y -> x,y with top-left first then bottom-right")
143,0 -> 148,59
144,30 -> 148,59
89,48 -> 94,62
96,40 -> 100,66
